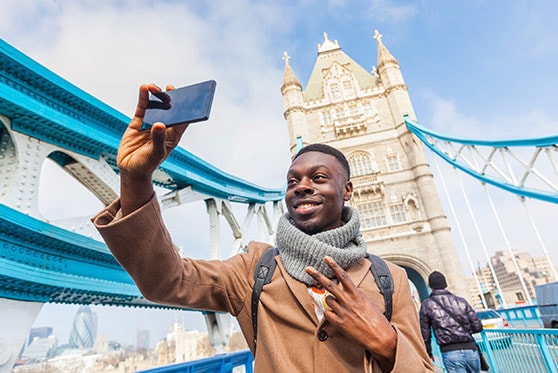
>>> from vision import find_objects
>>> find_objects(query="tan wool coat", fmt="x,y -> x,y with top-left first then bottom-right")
92,196 -> 433,372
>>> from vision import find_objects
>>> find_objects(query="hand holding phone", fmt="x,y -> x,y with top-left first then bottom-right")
142,80 -> 216,129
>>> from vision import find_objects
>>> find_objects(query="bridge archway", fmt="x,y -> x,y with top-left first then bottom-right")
404,266 -> 429,301
38,151 -> 104,221
382,253 -> 431,301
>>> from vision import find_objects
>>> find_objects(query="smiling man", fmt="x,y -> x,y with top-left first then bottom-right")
286,144 -> 352,234
92,84 -> 432,372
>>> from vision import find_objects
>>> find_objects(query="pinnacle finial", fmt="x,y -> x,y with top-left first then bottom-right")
282,51 -> 291,65
318,32 -> 340,52
374,29 -> 383,43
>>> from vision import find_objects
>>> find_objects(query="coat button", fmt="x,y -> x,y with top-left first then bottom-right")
317,329 -> 328,341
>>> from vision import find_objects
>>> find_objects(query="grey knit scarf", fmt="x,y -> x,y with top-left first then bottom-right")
276,206 -> 367,285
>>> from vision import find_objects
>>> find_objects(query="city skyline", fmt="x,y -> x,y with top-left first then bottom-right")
2,0 -> 557,346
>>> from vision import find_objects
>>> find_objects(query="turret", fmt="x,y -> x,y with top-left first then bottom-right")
280,52 -> 308,154
374,30 -> 416,124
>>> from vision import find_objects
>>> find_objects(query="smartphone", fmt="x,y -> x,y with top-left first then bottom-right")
142,80 -> 216,129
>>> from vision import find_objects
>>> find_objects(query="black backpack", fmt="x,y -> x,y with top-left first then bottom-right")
250,247 -> 394,350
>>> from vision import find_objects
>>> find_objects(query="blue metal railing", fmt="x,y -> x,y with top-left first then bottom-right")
143,328 -> 558,373
143,305 -> 556,373
138,350 -> 253,373
497,305 -> 543,328
433,328 -> 558,373
482,328 -> 558,373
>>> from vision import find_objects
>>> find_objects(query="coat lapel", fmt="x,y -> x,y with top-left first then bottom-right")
276,256 -> 319,325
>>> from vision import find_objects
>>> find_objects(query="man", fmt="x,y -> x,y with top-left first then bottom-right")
92,83 -> 433,372
419,271 -> 483,373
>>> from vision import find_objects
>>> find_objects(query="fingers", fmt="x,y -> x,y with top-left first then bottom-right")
148,91 -> 171,110
132,84 -> 163,129
324,256 -> 352,284
308,257 -> 357,291
306,265 -> 337,294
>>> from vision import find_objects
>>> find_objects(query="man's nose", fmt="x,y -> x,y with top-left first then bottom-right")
295,179 -> 314,194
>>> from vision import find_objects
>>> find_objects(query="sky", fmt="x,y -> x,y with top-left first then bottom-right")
1,0 -> 558,348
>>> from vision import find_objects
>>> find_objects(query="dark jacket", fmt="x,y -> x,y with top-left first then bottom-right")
419,289 -> 483,355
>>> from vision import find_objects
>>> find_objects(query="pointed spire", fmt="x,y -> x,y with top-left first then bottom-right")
318,32 -> 341,53
281,51 -> 302,90
374,29 -> 398,68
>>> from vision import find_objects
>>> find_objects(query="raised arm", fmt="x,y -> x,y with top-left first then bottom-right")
117,83 -> 188,215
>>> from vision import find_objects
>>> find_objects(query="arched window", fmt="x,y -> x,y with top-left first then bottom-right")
349,152 -> 375,177
335,107 -> 345,120
362,101 -> 376,117
330,83 -> 340,99
386,154 -> 400,172
342,80 -> 354,97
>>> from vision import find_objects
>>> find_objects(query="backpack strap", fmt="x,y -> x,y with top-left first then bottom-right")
367,254 -> 394,321
251,246 -> 278,351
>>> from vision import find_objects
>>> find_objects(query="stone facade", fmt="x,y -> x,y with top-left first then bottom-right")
280,31 -> 469,299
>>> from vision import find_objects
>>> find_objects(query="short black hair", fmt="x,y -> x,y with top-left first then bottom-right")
293,143 -> 350,179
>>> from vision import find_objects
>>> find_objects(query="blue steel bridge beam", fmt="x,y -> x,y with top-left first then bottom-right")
404,115 -> 558,204
0,203 -> 196,373
1,39 -> 285,205
0,77 -> 285,205
0,204 -> 195,308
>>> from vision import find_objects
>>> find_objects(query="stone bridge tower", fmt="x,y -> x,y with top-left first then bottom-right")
280,31 -> 469,301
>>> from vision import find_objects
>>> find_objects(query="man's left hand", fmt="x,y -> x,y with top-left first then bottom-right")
306,256 -> 397,371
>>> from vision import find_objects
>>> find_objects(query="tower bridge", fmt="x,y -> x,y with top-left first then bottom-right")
1,32 -> 557,373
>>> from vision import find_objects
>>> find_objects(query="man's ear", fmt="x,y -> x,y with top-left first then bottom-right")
343,180 -> 353,201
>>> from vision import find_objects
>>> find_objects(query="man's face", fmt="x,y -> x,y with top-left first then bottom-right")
285,151 -> 353,235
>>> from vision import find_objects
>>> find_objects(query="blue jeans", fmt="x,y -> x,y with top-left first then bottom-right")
442,349 -> 481,373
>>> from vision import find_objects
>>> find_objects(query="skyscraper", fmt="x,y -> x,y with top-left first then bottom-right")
68,305 -> 97,348
137,329 -> 150,351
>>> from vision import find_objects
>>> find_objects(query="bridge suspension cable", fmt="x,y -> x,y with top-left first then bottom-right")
409,116 -> 557,307
521,198 -> 558,281
453,167 -> 507,307
483,186 -> 532,304
433,157 -> 489,308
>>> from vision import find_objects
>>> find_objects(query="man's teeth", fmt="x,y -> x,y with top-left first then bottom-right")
298,203 -> 316,208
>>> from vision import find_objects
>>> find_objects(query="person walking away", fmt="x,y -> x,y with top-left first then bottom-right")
419,271 -> 483,372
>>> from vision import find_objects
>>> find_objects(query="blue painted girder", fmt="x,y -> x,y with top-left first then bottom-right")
0,203 -> 183,308
404,115 -> 558,204
0,39 -> 285,204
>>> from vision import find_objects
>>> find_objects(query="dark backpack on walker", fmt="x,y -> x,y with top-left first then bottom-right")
250,247 -> 394,350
